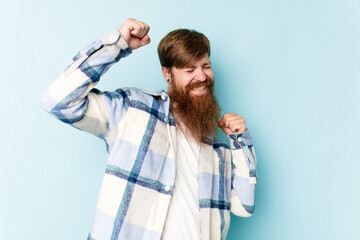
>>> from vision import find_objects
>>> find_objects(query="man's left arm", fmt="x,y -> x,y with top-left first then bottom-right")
219,113 -> 257,217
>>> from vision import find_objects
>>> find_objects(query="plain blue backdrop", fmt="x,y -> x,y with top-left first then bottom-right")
1,0 -> 359,239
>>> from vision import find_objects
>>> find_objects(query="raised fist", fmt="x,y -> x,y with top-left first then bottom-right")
218,113 -> 247,135
119,18 -> 151,50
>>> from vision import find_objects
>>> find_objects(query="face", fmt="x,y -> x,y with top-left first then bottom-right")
167,54 -> 214,96
165,53 -> 220,143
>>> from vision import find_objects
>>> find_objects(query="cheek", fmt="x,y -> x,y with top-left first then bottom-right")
173,78 -> 190,91
181,78 -> 194,88
205,69 -> 214,79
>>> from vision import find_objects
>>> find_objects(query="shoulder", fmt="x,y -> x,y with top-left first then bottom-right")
111,87 -> 166,107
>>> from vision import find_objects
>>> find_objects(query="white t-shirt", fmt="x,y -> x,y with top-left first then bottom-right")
161,128 -> 201,240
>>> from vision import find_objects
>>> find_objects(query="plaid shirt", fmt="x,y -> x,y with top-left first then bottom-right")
41,28 -> 257,240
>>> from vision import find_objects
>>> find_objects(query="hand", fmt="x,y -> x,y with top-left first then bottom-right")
119,18 -> 151,50
218,113 -> 247,135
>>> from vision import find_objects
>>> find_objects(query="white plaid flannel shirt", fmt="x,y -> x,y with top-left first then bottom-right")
41,28 -> 257,240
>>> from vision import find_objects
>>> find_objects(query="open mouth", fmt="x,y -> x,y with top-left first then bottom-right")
192,85 -> 207,91
190,85 -> 208,95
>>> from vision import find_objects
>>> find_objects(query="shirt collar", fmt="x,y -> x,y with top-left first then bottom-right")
142,89 -> 169,101
142,89 -> 166,96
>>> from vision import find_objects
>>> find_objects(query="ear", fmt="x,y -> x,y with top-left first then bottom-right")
162,67 -> 171,81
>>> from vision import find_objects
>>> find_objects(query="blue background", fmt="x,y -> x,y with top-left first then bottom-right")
1,0 -> 359,239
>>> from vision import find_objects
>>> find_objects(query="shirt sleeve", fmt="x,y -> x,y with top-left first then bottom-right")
228,130 -> 257,217
41,28 -> 133,139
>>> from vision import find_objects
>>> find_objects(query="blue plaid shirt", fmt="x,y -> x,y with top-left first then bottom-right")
41,28 -> 257,240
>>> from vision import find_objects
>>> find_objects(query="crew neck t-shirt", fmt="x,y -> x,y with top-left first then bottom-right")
161,128 -> 201,239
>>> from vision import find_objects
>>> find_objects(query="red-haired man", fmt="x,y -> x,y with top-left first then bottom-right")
41,18 -> 257,240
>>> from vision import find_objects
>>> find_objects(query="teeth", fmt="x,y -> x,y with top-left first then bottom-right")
193,86 -> 206,91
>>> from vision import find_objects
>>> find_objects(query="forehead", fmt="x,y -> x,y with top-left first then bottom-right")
183,54 -> 211,68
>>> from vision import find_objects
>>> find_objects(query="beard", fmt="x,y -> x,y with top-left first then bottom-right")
167,77 -> 221,144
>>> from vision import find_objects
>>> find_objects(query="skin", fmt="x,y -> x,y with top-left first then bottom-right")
119,18 -> 247,135
161,54 -> 213,96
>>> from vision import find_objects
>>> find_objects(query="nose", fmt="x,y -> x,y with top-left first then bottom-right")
195,69 -> 207,81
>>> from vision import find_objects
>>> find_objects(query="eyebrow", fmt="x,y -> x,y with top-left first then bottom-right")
185,62 -> 211,69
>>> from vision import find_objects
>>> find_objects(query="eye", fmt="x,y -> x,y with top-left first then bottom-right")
186,69 -> 194,73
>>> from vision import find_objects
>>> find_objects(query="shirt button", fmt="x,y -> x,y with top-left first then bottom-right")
237,136 -> 243,142
165,185 -> 170,191
161,95 -> 166,100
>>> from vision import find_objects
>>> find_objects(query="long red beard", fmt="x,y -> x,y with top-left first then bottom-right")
167,78 -> 221,143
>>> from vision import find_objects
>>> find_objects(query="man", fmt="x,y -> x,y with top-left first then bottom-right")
41,18 -> 257,240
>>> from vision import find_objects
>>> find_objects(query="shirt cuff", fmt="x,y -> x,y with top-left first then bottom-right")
100,28 -> 132,61
227,129 -> 253,150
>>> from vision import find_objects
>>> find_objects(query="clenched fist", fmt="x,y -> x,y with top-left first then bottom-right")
119,18 -> 151,50
218,113 -> 247,135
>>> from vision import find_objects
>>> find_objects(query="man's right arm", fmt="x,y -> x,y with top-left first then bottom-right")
41,19 -> 150,139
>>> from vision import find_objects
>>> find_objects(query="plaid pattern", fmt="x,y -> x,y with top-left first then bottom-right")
41,28 -> 257,240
